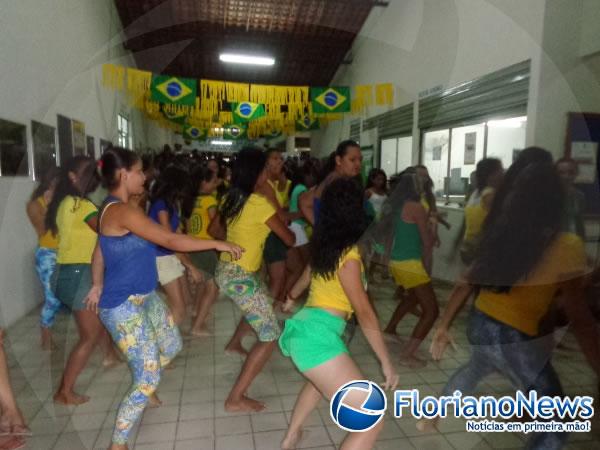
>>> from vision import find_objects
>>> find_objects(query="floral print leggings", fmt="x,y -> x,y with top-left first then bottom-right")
100,291 -> 182,445
35,247 -> 62,328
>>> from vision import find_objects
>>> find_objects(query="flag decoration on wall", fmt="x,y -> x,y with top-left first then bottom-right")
232,102 -> 266,123
295,114 -> 320,131
311,87 -> 351,113
223,125 -> 247,140
183,125 -> 208,140
151,75 -> 197,106
103,64 -> 395,137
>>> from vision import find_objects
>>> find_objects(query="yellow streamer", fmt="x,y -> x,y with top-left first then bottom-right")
225,82 -> 250,102
375,83 -> 394,106
102,64 -> 125,90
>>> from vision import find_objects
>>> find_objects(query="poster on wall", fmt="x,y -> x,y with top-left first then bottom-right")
72,120 -> 86,155
432,145 -> 442,161
464,132 -> 476,164
571,141 -> 598,184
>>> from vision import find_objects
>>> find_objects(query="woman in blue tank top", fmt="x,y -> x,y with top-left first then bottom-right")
86,147 -> 243,450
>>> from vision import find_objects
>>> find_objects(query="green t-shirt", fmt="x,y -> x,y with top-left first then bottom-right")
289,184 -> 307,226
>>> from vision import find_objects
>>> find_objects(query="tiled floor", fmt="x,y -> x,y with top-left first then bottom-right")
5,276 -> 600,449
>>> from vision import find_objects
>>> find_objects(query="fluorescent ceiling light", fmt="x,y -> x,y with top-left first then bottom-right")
219,53 -> 275,66
211,140 -> 233,146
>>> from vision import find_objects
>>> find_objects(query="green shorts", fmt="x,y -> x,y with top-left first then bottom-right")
263,232 -> 288,264
53,263 -> 91,311
190,250 -> 218,280
279,307 -> 348,372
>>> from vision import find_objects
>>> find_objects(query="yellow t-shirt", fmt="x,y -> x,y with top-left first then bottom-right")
464,187 -> 494,243
187,195 -> 218,240
220,193 -> 276,272
475,233 -> 586,336
305,246 -> 366,315
36,196 -> 59,249
56,196 -> 98,264
268,179 -> 291,208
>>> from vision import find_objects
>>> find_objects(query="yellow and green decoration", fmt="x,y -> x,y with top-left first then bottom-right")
183,125 -> 208,141
223,125 -> 247,140
296,114 -> 320,131
232,102 -> 266,123
151,75 -> 197,106
310,87 -> 351,113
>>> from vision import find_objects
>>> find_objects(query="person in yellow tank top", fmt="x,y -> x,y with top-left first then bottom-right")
186,165 -> 221,336
423,150 -> 600,449
26,167 -> 60,350
213,147 -> 295,413
279,178 -> 398,450
460,158 -> 504,264
263,150 -> 292,307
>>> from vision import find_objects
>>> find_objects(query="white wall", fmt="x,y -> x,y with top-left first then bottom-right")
0,0 -> 170,327
312,0 -> 547,159
530,0 -> 600,158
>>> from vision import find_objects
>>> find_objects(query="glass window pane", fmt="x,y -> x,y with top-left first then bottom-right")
449,123 -> 486,195
421,129 -> 450,198
486,116 -> 527,169
380,138 -> 397,177
0,118 -> 28,176
396,136 -> 413,173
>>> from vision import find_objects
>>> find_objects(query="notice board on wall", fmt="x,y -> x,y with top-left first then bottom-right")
566,112 -> 600,216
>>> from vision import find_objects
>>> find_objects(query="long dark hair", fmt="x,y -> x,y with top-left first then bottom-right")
150,165 -> 193,218
474,158 -> 502,192
45,156 -> 100,235
469,160 -> 563,292
311,178 -> 368,279
219,147 -> 266,224
289,158 -> 319,192
318,140 -> 360,183
100,146 -> 140,190
366,168 -> 387,191
378,169 -> 420,232
30,166 -> 61,201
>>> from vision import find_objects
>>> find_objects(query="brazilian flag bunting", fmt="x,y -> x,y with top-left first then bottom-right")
232,102 -> 266,123
223,125 -> 247,140
310,87 -> 351,113
295,115 -> 320,131
183,125 -> 207,141
162,107 -> 187,124
151,75 -> 197,106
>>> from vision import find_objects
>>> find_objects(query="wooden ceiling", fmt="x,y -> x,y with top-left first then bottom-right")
114,0 -> 379,85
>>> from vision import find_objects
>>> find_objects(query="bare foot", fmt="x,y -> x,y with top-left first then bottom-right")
224,343 -> 248,358
398,353 -> 427,369
416,417 -> 438,432
281,428 -> 304,449
147,393 -> 162,408
53,391 -> 90,405
0,435 -> 26,450
188,327 -> 212,338
108,443 -> 128,450
40,328 -> 56,351
225,396 -> 266,413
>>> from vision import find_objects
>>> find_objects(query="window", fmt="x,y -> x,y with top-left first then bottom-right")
420,116 -> 527,200
0,118 -> 28,176
380,136 -> 413,177
32,121 -> 57,180
118,114 -> 132,149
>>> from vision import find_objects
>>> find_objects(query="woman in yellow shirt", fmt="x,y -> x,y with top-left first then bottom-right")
186,165 -> 220,335
213,147 -> 295,413
425,152 -> 600,449
26,166 -> 61,350
46,156 -> 119,405
280,178 -> 398,450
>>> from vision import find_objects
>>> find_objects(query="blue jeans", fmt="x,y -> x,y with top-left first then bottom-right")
444,309 -> 566,450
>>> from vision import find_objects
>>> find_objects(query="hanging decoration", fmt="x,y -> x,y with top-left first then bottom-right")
183,125 -> 208,141
101,64 -> 395,139
223,124 -> 247,140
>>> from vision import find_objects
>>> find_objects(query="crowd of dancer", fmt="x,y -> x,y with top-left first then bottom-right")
12,139 -> 598,449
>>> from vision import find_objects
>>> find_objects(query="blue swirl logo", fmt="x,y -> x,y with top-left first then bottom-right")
239,103 -> 253,116
330,380 -> 387,432
166,81 -> 182,98
324,91 -> 338,107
